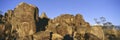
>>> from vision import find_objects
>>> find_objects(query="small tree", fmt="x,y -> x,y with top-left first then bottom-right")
94,18 -> 100,24
100,16 -> 106,23
94,17 -> 115,29
103,22 -> 114,29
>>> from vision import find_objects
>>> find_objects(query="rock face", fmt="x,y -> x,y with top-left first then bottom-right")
5,10 -> 13,23
90,25 -> 104,40
0,2 -> 120,40
11,2 -> 39,37
33,31 -> 51,40
46,14 -> 92,40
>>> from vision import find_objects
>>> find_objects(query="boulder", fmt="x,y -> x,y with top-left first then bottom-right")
0,23 -> 5,40
74,26 -> 90,40
11,2 -> 39,37
33,31 -> 51,40
90,25 -> 105,40
46,14 -> 74,36
0,24 -> 5,34
4,10 -> 13,23
16,36 -> 33,40
52,33 -> 63,40
0,22 -> 13,40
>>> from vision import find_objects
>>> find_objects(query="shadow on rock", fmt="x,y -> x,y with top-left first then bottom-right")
36,18 -> 49,32
63,34 -> 73,40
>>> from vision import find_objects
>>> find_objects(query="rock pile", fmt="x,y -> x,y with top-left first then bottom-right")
0,2 -> 120,40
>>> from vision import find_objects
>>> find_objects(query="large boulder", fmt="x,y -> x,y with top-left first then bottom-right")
46,14 -> 74,36
74,14 -> 90,28
11,2 -> 39,37
46,14 -> 91,38
90,25 -> 105,40
103,28 -> 120,40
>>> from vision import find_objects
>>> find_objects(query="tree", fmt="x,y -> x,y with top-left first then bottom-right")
100,16 -> 106,23
103,22 -> 114,29
94,18 -> 100,24
94,17 -> 115,29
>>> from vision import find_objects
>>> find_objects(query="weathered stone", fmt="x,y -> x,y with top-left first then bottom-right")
76,27 -> 89,34
85,33 -> 101,40
0,24 -> 5,33
73,26 -> 90,40
90,25 -> 105,40
46,14 -> 91,39
46,14 -> 74,36
103,27 -> 120,40
74,14 -> 89,28
5,10 -> 13,23
33,31 -> 51,40
16,36 -> 33,40
56,24 -> 73,36
0,22 -> 13,40
11,2 -> 39,37
40,12 -> 48,19
52,33 -> 63,40
0,23 -> 5,40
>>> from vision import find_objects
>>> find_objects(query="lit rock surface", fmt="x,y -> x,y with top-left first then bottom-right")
90,25 -> 105,40
11,2 -> 38,37
40,12 -> 48,19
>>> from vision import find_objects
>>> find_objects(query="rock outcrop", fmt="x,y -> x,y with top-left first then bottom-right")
11,2 -> 38,37
0,2 -> 120,40
33,31 -> 51,40
40,12 -> 48,19
90,25 -> 104,40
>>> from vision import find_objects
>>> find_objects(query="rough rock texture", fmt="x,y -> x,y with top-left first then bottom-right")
0,2 -> 120,40
40,12 -> 48,19
90,25 -> 104,40
0,23 -> 5,40
5,10 -> 13,23
11,2 -> 38,37
33,31 -> 51,40
46,14 -> 90,37
52,33 -> 63,40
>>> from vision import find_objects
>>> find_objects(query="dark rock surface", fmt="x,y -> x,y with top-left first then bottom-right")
0,2 -> 120,40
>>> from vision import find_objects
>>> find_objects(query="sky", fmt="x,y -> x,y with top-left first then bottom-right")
0,0 -> 120,25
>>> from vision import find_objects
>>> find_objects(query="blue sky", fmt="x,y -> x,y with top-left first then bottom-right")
0,0 -> 120,25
